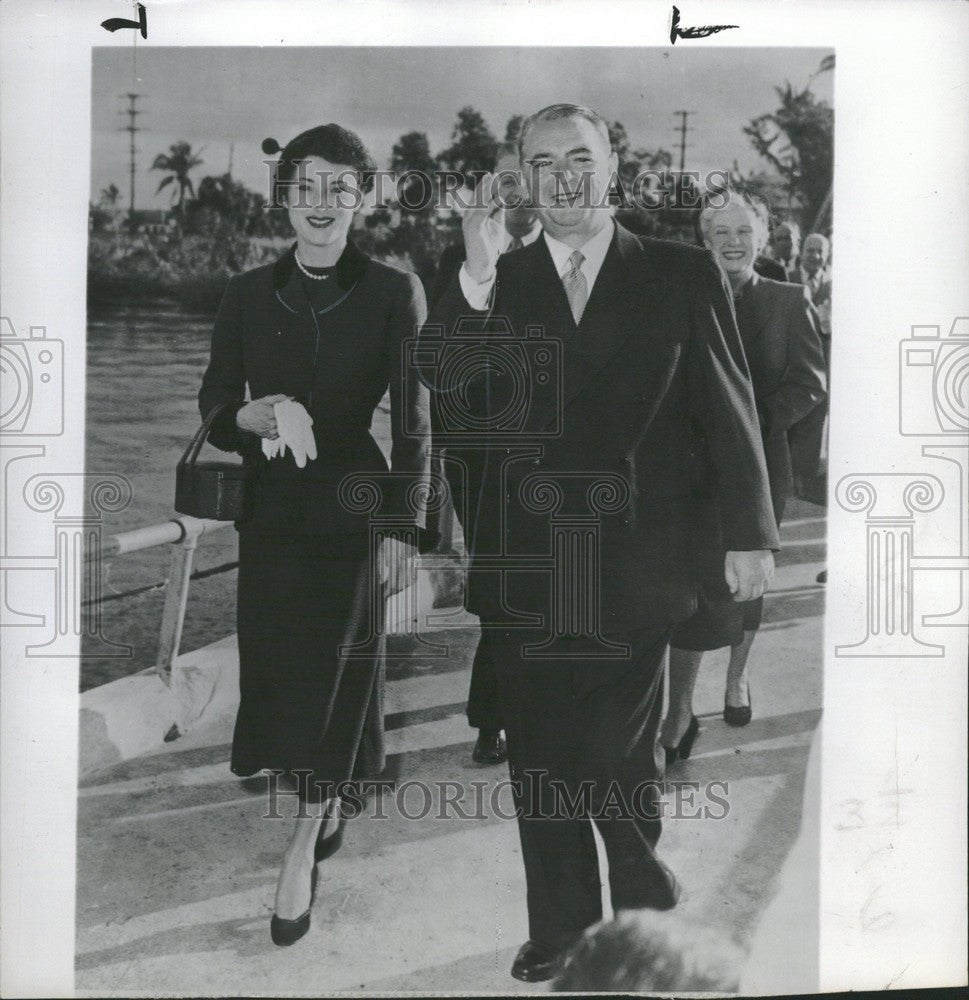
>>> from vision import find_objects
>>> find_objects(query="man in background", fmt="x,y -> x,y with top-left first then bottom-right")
789,232 -> 832,511
770,220 -> 801,277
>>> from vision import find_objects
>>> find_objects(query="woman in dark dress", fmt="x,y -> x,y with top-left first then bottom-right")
661,191 -> 826,761
198,124 -> 430,944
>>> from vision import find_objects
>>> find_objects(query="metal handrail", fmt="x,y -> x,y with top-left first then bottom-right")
89,516 -> 234,685
98,515 -> 232,558
89,494 -> 461,685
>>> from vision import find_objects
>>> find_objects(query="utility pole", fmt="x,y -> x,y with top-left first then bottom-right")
228,141 -> 234,179
120,93 -> 143,225
672,110 -> 695,173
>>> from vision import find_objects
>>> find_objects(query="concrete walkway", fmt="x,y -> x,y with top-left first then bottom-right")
76,505 -> 825,995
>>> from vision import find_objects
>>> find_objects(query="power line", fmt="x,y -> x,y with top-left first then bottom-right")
671,110 -> 696,173
119,93 -> 143,223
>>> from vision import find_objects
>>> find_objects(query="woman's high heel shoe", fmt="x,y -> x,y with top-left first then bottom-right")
723,683 -> 752,727
663,715 -> 700,766
677,715 -> 700,759
270,865 -> 318,946
313,818 -> 344,864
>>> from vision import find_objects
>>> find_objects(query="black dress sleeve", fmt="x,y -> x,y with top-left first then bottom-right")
198,276 -> 259,458
387,271 -> 431,529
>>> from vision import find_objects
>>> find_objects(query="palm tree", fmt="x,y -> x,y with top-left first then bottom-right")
151,141 -> 204,214
99,183 -> 120,207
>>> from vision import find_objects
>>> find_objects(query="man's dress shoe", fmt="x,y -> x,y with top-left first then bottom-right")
510,939 -> 566,982
472,728 -> 508,764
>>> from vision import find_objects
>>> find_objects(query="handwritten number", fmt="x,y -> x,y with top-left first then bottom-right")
834,797 -> 865,831
670,5 -> 738,44
101,3 -> 147,39
860,886 -> 895,933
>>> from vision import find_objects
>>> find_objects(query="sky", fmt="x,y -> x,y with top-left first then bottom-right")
90,46 -> 834,211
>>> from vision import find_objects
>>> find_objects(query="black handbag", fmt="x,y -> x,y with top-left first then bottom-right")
174,403 -> 255,521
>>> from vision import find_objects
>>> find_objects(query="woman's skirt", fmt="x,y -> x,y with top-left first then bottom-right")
669,492 -> 787,653
231,529 -> 385,801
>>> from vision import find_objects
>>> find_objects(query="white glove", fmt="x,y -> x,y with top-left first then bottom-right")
274,400 -> 317,469
261,435 -> 285,460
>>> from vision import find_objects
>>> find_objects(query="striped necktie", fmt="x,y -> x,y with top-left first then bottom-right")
562,250 -> 588,324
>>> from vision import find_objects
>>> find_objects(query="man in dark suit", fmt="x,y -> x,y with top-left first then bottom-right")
422,104 -> 778,982
770,220 -> 801,277
754,252 -> 788,281
789,233 -> 832,509
430,142 -> 542,765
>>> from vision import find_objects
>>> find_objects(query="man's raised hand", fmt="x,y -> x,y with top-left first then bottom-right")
462,172 -> 506,283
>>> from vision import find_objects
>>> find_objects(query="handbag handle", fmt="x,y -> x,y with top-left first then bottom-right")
178,402 -> 236,469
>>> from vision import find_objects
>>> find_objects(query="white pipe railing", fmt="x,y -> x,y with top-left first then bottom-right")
88,516 -> 233,684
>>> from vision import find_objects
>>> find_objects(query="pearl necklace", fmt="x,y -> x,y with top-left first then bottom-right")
295,250 -> 331,280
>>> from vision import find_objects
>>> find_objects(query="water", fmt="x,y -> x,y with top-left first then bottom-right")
83,303 -> 392,690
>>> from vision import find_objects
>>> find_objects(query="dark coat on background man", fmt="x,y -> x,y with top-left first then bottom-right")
734,273 -> 827,520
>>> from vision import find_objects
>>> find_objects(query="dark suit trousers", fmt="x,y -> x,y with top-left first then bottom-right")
485,623 -> 680,948
466,631 -> 502,730
432,443 -> 503,732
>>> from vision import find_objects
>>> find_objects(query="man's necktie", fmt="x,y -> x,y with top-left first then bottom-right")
562,250 -> 588,324
507,236 -> 524,252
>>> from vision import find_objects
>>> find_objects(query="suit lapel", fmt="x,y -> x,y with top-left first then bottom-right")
554,223 -> 665,419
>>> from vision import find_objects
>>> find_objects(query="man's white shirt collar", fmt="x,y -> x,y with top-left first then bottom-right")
457,218 -> 614,311
543,220 -> 615,293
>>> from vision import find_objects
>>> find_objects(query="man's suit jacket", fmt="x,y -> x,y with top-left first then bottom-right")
431,242 -> 471,309
754,254 -> 787,282
734,274 -> 827,518
423,223 -> 779,632
799,273 -> 832,338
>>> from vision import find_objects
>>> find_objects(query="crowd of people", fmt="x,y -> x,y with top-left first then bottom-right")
197,103 -> 831,985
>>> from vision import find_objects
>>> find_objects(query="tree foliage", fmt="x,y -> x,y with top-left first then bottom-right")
744,83 -> 833,232
99,183 -> 121,207
438,106 -> 499,186
504,114 -> 524,144
390,132 -> 437,212
391,131 -> 436,175
181,172 -> 291,238
151,141 -> 205,213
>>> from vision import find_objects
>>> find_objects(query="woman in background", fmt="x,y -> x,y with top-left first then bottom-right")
662,191 -> 826,761
199,124 -> 431,945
